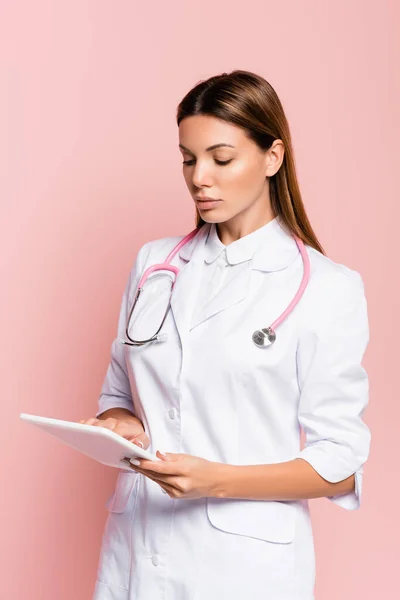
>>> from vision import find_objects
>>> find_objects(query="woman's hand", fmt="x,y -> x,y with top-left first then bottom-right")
78,413 -> 150,450
129,451 -> 226,499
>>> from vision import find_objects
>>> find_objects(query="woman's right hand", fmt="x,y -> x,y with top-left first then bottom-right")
79,414 -> 150,450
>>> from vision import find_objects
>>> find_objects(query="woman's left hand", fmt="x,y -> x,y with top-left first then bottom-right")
128,451 -> 225,499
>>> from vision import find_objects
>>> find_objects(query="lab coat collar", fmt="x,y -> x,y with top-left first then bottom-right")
178,215 -> 300,272
170,224 -> 210,342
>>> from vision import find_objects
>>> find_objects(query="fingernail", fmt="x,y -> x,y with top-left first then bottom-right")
134,440 -> 144,448
157,450 -> 167,456
130,459 -> 140,466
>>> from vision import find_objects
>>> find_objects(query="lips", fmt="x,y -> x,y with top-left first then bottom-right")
194,196 -> 219,202
195,198 -> 222,210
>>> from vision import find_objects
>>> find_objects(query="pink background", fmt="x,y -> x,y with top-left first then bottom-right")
2,1 -> 398,598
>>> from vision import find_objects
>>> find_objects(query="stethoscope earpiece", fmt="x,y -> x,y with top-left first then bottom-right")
252,327 -> 276,347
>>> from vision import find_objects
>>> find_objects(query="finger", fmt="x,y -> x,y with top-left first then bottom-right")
129,464 -> 178,485
132,439 -> 144,448
142,473 -> 177,497
93,418 -> 117,430
129,432 -> 150,450
80,417 -> 98,426
156,451 -> 185,462
129,466 -> 178,495
158,482 -> 177,497
132,459 -> 181,475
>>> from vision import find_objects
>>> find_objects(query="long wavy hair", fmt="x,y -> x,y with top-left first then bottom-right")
176,70 -> 325,255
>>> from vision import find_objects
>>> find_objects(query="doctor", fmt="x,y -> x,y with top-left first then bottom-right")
81,70 -> 371,600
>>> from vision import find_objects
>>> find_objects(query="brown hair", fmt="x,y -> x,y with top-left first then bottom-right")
176,70 -> 325,255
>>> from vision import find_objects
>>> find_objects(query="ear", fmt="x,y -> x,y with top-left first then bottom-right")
265,139 -> 285,177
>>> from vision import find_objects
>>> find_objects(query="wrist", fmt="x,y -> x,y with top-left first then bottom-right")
209,463 -> 235,498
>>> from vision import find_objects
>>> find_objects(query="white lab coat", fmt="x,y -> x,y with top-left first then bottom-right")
92,217 -> 371,600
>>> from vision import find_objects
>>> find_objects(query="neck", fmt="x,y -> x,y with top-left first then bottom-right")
216,206 -> 276,245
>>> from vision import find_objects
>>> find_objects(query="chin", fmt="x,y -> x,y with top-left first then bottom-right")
198,209 -> 231,225
199,215 -> 220,224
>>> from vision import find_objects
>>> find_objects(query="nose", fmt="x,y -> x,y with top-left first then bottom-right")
191,161 -> 213,189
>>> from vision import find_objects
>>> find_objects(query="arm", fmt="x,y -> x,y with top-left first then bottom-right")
96,242 -> 151,419
213,458 -> 355,500
213,270 -> 371,508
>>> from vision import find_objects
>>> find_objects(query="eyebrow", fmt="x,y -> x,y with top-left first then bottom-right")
179,143 -> 235,154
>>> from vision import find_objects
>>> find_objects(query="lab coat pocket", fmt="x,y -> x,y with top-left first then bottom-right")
206,497 -> 296,544
92,580 -> 128,600
105,470 -> 140,512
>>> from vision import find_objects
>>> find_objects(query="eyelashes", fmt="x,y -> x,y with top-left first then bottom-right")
182,159 -> 233,166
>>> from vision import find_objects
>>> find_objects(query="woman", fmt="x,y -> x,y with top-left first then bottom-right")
82,70 -> 371,600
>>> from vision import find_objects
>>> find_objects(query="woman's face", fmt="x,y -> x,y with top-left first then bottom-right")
178,114 -> 283,226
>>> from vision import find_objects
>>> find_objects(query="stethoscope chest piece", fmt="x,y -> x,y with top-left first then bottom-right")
252,327 -> 276,347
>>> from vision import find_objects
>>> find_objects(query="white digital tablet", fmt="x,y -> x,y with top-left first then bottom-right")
20,413 -> 160,470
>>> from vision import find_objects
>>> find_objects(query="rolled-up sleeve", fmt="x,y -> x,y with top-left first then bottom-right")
295,269 -> 371,510
96,242 -> 151,418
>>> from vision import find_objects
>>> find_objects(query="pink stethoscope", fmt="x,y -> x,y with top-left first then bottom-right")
121,223 -> 310,348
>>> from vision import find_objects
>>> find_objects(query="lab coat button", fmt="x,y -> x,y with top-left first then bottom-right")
168,408 -> 177,419
152,555 -> 159,566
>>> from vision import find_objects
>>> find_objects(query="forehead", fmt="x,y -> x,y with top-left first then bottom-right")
179,115 -> 248,149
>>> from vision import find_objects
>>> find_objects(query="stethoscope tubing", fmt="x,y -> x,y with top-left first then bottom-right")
126,223 -> 310,348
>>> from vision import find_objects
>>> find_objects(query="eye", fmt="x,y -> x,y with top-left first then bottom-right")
182,159 -> 233,166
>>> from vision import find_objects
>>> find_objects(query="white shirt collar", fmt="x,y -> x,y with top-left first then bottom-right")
204,217 -> 281,265
179,215 -> 301,272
